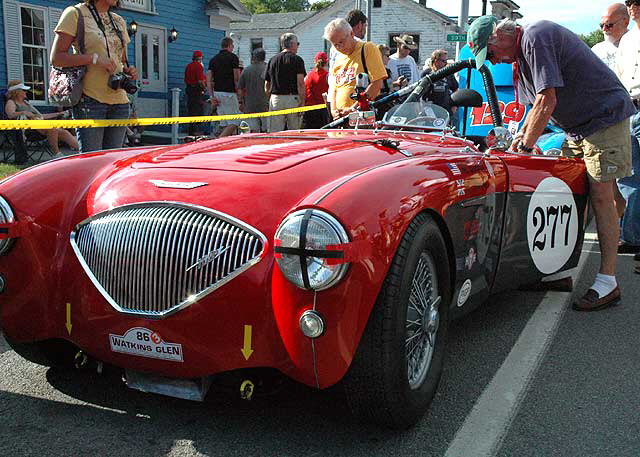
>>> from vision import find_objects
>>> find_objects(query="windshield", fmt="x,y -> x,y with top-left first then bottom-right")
380,101 -> 450,130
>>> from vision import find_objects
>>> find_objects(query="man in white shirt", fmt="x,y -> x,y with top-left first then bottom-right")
615,0 -> 640,255
593,3 -> 629,70
388,34 -> 420,84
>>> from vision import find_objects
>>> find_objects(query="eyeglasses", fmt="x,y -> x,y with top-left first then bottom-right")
401,45 -> 411,50
437,58 -> 448,63
600,19 -> 623,29
625,0 -> 640,7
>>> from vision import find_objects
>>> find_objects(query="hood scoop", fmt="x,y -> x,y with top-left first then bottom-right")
235,139 -> 351,165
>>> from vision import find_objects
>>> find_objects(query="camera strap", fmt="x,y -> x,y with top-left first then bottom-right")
87,3 -> 129,67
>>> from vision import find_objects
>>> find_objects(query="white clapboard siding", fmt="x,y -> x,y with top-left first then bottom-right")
3,0 -> 23,82
49,7 -> 63,45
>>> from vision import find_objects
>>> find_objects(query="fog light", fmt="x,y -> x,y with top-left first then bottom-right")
0,274 -> 4,293
299,310 -> 325,338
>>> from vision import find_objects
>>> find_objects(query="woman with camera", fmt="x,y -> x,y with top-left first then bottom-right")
51,0 -> 137,153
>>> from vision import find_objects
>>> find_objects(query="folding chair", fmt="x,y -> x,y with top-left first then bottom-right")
1,89 -> 53,163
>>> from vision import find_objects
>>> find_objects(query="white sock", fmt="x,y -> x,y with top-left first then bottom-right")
590,274 -> 617,298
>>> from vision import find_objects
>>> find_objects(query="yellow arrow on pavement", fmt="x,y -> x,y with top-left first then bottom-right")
65,303 -> 72,335
241,324 -> 253,360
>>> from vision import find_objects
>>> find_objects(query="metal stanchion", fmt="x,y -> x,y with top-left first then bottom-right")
170,87 -> 181,144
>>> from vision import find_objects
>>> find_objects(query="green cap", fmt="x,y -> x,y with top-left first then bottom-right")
467,15 -> 498,69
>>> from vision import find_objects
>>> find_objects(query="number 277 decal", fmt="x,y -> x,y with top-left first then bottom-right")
531,204 -> 572,251
526,178 -> 579,275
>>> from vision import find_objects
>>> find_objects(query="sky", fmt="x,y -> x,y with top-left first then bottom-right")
427,0 -> 612,35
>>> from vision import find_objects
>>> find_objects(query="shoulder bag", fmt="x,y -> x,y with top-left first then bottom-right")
48,6 -> 86,107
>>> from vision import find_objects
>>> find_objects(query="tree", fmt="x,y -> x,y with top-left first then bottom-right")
578,29 -> 604,48
310,0 -> 333,10
240,0 -> 310,14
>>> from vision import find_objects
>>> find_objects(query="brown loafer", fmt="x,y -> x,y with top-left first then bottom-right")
618,241 -> 640,254
520,277 -> 573,292
572,287 -> 620,312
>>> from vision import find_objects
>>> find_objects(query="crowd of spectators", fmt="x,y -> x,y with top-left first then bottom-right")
3,6 -> 461,161
184,9 -> 460,136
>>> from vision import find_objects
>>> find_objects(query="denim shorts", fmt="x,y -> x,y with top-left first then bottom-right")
73,95 -> 130,153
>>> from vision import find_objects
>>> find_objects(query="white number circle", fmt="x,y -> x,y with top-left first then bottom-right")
526,177 -> 579,274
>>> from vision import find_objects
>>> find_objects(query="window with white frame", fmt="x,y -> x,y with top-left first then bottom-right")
19,5 -> 48,102
250,38 -> 263,52
120,0 -> 154,14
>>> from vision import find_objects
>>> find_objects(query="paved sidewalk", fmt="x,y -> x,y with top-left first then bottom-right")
499,228 -> 640,457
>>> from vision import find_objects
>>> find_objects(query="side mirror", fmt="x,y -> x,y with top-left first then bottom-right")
486,126 -> 513,151
451,89 -> 484,108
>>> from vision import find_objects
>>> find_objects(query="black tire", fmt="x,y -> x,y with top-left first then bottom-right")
342,213 -> 451,429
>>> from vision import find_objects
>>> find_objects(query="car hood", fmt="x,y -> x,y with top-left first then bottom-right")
130,131 -> 468,174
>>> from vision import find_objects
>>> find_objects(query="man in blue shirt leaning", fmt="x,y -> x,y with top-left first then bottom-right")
467,15 -> 635,311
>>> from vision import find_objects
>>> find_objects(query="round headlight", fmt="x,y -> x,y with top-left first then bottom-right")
275,209 -> 349,291
0,196 -> 15,255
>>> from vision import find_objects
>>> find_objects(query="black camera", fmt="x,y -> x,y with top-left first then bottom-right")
108,72 -> 138,94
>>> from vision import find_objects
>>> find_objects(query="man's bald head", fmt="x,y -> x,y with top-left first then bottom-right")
601,3 -> 629,42
605,2 -> 628,18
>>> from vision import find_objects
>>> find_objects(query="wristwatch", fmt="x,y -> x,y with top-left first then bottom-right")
92,53 -> 98,65
517,143 -> 534,153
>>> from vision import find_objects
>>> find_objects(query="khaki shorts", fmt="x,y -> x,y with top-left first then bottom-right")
561,118 -> 632,182
213,91 -> 240,127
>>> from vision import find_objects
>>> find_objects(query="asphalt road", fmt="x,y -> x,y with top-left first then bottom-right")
1,225 -> 638,457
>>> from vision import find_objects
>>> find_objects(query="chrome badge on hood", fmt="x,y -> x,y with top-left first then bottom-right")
149,180 -> 208,189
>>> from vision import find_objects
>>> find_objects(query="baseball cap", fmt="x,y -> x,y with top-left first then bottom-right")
467,15 -> 498,69
192,50 -> 203,58
314,51 -> 328,62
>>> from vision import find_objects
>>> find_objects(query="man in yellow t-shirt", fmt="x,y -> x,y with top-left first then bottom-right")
324,18 -> 386,119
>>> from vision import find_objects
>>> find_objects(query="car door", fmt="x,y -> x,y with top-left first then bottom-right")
491,152 -> 589,292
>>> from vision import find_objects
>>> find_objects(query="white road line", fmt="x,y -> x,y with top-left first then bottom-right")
444,234 -> 595,457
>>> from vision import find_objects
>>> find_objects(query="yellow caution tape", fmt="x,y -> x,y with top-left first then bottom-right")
0,103 -> 327,130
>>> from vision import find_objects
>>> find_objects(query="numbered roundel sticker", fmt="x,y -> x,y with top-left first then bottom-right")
457,279 -> 472,307
526,177 -> 579,274
433,118 -> 446,128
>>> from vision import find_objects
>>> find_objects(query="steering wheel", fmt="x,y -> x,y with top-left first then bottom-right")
404,116 -> 440,126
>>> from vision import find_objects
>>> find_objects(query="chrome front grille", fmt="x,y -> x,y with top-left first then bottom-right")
71,202 -> 266,318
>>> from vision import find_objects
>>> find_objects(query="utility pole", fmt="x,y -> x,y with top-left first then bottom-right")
456,0 -> 469,59
367,0 -> 372,41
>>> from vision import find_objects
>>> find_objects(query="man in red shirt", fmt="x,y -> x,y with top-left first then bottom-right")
184,50 -> 207,136
303,51 -> 330,129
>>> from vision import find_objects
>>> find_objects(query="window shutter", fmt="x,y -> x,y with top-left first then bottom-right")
3,0 -> 23,82
49,8 -> 63,40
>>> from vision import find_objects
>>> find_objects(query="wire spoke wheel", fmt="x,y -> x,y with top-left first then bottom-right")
406,252 -> 441,390
342,214 -> 450,429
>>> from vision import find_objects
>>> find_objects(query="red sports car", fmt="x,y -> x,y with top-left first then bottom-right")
0,62 -> 588,429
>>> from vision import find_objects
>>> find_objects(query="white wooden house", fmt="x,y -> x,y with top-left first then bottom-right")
230,0 -> 463,72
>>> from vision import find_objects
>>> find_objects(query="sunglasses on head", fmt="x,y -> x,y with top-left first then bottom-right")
625,0 -> 640,7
